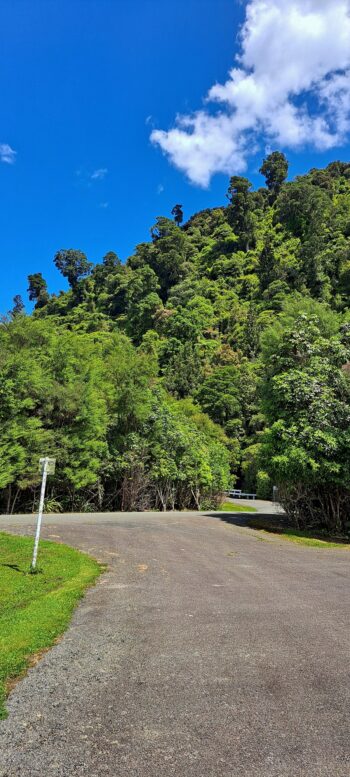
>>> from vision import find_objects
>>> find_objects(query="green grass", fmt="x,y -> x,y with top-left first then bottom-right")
247,519 -> 350,548
0,532 -> 102,719
219,501 -> 257,513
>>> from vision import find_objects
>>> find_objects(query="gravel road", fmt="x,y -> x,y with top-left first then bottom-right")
0,510 -> 349,776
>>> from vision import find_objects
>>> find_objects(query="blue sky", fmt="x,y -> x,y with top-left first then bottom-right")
1,0 -> 350,312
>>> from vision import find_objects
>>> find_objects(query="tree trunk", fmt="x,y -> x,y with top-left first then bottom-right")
10,488 -> 20,515
6,484 -> 12,514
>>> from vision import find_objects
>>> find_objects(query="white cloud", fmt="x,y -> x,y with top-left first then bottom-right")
157,183 -> 164,194
0,143 -> 16,164
91,168 -> 108,180
151,0 -> 350,186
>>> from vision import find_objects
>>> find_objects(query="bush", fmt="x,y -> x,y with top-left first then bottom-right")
256,470 -> 271,500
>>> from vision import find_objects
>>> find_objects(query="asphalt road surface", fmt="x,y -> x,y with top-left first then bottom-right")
0,510 -> 349,776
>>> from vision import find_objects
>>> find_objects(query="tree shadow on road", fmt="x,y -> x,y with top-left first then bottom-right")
207,512 -> 254,527
206,512 -> 283,529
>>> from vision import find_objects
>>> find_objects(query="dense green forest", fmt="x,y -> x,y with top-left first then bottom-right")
2,152 -> 350,533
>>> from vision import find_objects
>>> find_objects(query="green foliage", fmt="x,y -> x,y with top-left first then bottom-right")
171,203 -> 183,226
196,365 -> 241,428
256,471 -> 271,500
275,180 -> 331,241
259,306 -> 350,532
54,249 -> 92,290
141,216 -> 193,300
27,273 -> 49,309
1,154 -> 350,527
260,151 -> 289,201
125,265 -> 162,342
11,295 -> 25,318
141,393 -> 230,510
226,176 -> 256,251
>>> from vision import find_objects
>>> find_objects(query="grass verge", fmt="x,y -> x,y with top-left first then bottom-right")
247,519 -> 350,548
0,531 -> 102,719
219,501 -> 257,513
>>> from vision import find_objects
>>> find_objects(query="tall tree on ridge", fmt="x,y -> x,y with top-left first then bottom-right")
27,273 -> 49,308
171,204 -> 183,226
54,249 -> 92,290
226,176 -> 255,251
260,151 -> 289,201
11,295 -> 25,317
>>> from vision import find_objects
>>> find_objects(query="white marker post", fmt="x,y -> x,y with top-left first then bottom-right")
31,457 -> 56,572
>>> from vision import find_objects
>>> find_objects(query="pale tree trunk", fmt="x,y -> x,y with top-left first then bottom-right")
191,487 -> 201,510
10,488 -> 20,515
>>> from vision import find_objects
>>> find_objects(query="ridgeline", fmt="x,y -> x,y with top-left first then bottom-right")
2,153 -> 350,533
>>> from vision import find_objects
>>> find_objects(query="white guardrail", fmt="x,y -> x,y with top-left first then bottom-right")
228,489 -> 256,500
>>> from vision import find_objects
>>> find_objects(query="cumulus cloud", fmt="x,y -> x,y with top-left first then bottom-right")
0,143 -> 16,164
91,168 -> 108,180
151,0 -> 350,186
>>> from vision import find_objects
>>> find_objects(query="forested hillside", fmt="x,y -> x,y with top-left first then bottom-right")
2,153 -> 350,532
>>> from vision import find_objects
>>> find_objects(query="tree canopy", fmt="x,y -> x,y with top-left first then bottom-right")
54,249 -> 92,290
260,151 -> 289,200
1,153 -> 350,531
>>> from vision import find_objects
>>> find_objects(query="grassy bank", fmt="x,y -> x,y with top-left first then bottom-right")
0,532 -> 102,719
247,519 -> 350,548
219,501 -> 257,513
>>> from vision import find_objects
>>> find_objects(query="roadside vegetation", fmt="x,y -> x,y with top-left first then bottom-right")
247,519 -> 350,549
0,532 -> 101,719
1,153 -> 350,532
219,501 -> 257,513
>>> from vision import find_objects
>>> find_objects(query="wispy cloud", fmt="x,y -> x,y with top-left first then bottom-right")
0,143 -> 16,164
157,183 -> 164,194
99,201 -> 109,208
91,168 -> 108,180
151,0 -> 350,186
75,167 -> 109,189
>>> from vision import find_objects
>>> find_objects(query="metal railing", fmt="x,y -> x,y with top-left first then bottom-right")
228,489 -> 256,500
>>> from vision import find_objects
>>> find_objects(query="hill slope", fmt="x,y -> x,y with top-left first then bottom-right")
3,154 -> 350,532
